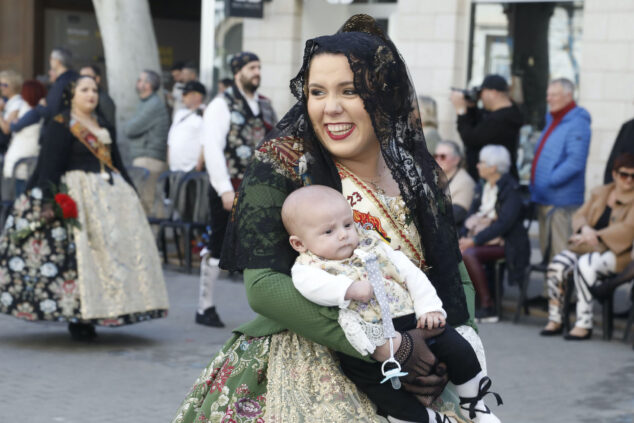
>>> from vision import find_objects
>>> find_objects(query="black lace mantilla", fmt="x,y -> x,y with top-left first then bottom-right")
221,15 -> 468,326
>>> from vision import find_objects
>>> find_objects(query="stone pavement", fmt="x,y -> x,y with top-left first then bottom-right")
0,268 -> 632,422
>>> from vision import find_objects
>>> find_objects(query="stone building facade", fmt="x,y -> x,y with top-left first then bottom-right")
243,0 -> 634,195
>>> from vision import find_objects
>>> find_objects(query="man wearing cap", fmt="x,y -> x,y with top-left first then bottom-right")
196,51 -> 277,327
450,74 -> 524,180
167,81 -> 206,172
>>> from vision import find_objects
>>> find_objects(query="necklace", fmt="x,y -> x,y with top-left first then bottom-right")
360,159 -> 388,194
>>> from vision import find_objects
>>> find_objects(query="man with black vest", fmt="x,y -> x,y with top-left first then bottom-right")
197,51 -> 277,327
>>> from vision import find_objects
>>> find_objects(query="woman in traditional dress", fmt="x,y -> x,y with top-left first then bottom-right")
173,15 -> 488,423
0,75 -> 169,340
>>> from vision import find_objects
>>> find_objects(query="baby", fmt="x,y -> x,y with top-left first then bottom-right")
282,185 -> 502,423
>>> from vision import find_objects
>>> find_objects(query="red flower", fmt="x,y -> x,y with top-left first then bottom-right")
54,193 -> 78,219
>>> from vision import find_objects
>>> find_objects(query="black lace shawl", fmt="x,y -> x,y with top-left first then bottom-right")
221,15 -> 469,325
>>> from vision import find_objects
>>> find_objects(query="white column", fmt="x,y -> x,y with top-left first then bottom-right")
578,0 -> 634,192
199,0 -> 216,95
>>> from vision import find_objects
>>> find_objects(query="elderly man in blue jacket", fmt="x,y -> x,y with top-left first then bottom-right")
530,78 -> 591,267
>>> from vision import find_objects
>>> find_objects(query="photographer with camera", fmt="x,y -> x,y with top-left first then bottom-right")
450,74 -> 523,180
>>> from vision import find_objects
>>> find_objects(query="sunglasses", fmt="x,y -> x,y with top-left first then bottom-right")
434,153 -> 448,161
617,170 -> 634,181
0,83 -> 8,87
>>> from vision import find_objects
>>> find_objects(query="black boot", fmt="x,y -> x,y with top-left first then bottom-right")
195,306 -> 225,327
68,322 -> 97,341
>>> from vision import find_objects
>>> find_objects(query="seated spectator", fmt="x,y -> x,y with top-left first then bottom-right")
79,64 -> 116,127
434,140 -> 475,227
167,81 -> 205,172
419,95 -> 441,153
2,80 -> 47,196
540,152 -> 634,340
0,70 -> 24,153
459,145 -> 530,320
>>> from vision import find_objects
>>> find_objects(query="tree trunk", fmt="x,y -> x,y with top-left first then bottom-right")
92,0 -> 161,163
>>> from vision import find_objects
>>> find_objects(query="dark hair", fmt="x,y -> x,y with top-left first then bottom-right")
183,62 -> 198,72
142,69 -> 161,92
61,75 -> 96,110
220,78 -> 233,87
21,80 -> 47,107
170,61 -> 185,72
613,152 -> 634,171
82,64 -> 101,77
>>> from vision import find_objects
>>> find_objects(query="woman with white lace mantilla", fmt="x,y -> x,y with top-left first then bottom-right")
173,15 -> 494,423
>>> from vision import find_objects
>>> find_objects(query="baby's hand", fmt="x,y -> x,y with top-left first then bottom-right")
417,311 -> 446,329
344,280 -> 374,303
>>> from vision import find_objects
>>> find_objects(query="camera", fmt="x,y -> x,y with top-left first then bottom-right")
451,87 -> 480,103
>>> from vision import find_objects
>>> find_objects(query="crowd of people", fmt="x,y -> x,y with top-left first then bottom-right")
427,69 -> 634,331
0,12 -> 632,423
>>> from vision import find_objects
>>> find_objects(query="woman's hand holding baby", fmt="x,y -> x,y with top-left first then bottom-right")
417,311 -> 446,330
344,280 -> 374,302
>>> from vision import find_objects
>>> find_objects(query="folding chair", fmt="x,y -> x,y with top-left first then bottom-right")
159,171 -> 210,273
149,170 -> 187,265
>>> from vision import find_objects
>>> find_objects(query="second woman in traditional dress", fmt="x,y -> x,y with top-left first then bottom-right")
0,75 -> 169,340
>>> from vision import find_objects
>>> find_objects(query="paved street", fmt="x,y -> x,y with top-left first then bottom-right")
0,268 -> 632,422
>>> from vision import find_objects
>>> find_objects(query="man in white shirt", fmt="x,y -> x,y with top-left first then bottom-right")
167,81 -> 205,172
196,51 -> 277,327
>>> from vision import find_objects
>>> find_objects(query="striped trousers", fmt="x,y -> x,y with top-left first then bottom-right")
547,249 -> 616,328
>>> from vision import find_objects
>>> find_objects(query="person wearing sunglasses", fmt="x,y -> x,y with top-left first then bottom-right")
434,140 -> 475,228
540,152 -> 634,340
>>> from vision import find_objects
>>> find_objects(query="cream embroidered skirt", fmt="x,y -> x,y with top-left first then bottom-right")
0,170 -> 169,325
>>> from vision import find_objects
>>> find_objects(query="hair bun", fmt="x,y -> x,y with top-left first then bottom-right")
339,14 -> 387,41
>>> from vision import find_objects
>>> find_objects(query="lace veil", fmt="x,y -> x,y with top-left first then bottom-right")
222,15 -> 468,325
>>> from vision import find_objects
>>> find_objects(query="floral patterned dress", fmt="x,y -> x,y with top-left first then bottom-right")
0,115 -> 169,326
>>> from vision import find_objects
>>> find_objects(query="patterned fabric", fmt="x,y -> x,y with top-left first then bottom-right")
546,250 -> 578,324
361,251 -> 398,341
266,331 -> 381,422
65,171 -> 169,320
222,86 -> 277,181
0,175 -> 168,325
295,236 -> 415,324
172,334 -> 270,423
67,116 -> 115,173
230,52 -> 260,75
574,251 -> 616,329
548,249 -> 616,328
338,163 -> 424,270
172,332 -> 382,423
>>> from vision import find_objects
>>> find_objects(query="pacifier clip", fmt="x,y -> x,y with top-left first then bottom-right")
360,252 -> 407,389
